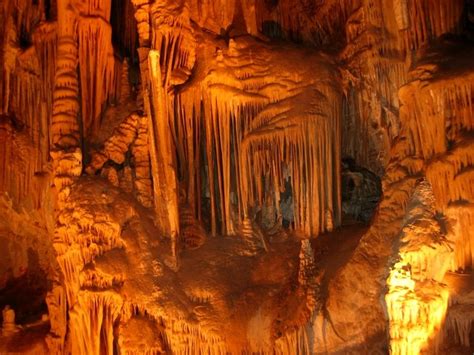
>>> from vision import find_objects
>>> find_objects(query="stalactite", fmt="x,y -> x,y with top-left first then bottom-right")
75,0 -> 111,19
33,22 -> 57,114
274,326 -> 311,355
77,17 -> 116,137
443,299 -> 474,349
403,0 -> 464,51
0,10 -> 57,207
253,0 -> 357,45
0,118 -> 46,207
393,0 -> 410,30
446,206 -> 474,271
235,72 -> 342,235
1,8 -> 19,116
148,29 -> 344,237
69,291 -> 123,355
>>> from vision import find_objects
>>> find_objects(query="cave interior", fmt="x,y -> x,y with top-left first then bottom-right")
1,0 -> 474,354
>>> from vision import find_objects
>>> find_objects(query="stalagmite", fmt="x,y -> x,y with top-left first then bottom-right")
385,180 -> 452,355
147,50 -> 180,263
1,306 -> 19,335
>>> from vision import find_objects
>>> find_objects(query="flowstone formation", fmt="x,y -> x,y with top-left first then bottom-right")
0,0 -> 474,354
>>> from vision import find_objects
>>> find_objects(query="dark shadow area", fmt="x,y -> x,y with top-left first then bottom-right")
341,158 -> 382,224
262,21 -> 284,39
111,0 -> 139,64
0,248 -> 50,325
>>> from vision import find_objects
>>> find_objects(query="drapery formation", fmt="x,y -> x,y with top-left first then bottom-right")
176,38 -> 342,236
136,1 -> 343,237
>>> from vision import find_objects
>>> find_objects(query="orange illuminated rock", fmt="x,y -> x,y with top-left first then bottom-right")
0,0 -> 473,354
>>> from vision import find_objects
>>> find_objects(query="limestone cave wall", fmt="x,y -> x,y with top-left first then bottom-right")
0,0 -> 473,354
